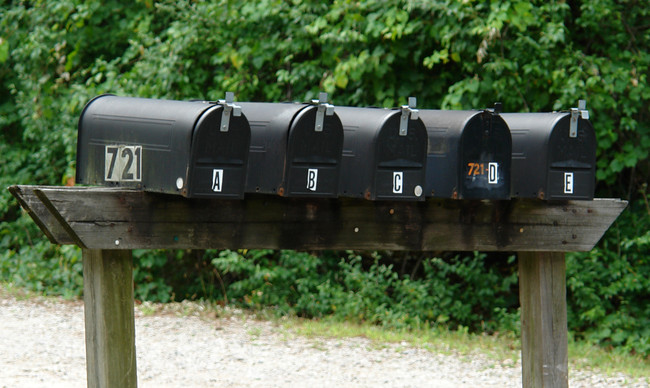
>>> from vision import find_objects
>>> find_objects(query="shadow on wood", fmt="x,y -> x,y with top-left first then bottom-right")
9,185 -> 627,252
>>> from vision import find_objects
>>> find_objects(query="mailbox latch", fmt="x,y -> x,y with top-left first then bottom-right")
569,100 -> 589,138
489,102 -> 503,114
218,92 -> 242,132
400,97 -> 419,136
312,92 -> 335,132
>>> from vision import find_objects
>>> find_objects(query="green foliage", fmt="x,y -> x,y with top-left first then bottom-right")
567,192 -> 650,356
212,250 -> 519,332
132,249 -> 174,303
0,217 -> 83,299
1,0 -> 648,356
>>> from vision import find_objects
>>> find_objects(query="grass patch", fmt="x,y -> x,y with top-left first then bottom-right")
0,281 -> 55,301
278,315 -> 649,381
285,316 -> 520,362
569,339 -> 650,379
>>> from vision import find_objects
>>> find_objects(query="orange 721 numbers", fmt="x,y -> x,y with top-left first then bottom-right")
467,162 -> 486,176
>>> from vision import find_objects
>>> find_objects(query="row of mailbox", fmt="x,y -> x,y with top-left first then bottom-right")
76,94 -> 596,201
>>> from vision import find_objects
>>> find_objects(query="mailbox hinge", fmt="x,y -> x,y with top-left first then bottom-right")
218,92 -> 242,132
400,97 -> 419,136
569,99 -> 589,138
312,92 -> 335,132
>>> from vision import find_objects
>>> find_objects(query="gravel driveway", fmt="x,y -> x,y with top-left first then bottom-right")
1,293 -> 647,387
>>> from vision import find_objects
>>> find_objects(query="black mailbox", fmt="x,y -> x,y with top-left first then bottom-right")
76,93 -> 251,199
337,99 -> 428,200
502,101 -> 596,200
239,93 -> 344,197
419,106 -> 511,199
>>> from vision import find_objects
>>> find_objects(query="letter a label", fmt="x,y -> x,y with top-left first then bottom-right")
307,168 -> 318,191
212,169 -> 223,192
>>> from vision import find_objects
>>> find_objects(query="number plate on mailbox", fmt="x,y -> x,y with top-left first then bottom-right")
105,145 -> 142,182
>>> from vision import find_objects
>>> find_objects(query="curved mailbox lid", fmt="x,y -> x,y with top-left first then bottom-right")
420,109 -> 511,199
336,106 -> 428,200
285,103 -> 344,197
188,103 -> 251,199
76,94 -> 250,198
240,100 -> 343,197
240,102 -> 309,195
77,95 -> 211,192
503,111 -> 596,200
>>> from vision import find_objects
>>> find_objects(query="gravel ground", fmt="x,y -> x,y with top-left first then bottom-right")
1,293 -> 648,388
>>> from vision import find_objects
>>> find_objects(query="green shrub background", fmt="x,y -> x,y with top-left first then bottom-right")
1,0 -> 648,356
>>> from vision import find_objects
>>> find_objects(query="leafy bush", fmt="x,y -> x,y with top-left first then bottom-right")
567,192 -> 650,356
0,217 -> 83,299
1,0 -> 648,355
212,249 -> 519,333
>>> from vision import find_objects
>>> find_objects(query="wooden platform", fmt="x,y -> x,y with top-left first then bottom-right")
9,185 -> 626,251
8,185 -> 627,388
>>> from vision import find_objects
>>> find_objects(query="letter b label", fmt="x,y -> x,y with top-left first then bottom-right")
307,169 -> 318,191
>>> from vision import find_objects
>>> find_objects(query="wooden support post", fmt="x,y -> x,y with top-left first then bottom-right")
518,252 -> 568,388
83,249 -> 137,388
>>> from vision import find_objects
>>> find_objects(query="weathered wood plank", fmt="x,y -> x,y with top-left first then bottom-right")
16,185 -> 625,251
519,252 -> 568,388
7,185 -> 76,245
33,188 -> 88,248
83,249 -> 137,388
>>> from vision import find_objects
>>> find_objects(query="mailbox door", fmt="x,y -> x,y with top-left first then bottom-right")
76,95 -> 211,195
374,112 -> 428,200
239,102 -> 304,195
546,114 -> 596,200
336,106 -> 380,199
420,110 -> 461,198
458,112 -> 511,199
506,112 -> 596,200
187,105 -> 251,199
286,105 -> 344,197
504,112 -> 553,198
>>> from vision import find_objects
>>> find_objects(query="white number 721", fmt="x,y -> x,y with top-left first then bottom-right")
105,145 -> 142,182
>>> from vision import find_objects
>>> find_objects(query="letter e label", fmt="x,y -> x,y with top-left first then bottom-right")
564,172 -> 574,194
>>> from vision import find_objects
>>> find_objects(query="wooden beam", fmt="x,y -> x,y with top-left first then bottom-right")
519,252 -> 568,388
7,185 -> 76,245
12,185 -> 626,252
83,249 -> 137,388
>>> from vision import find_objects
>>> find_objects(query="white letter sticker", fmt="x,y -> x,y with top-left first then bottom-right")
307,168 -> 318,191
488,162 -> 499,184
212,169 -> 224,192
393,172 -> 403,194
564,172 -> 574,194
